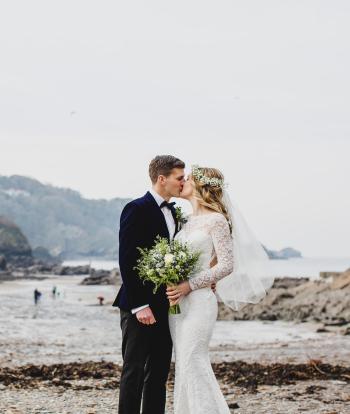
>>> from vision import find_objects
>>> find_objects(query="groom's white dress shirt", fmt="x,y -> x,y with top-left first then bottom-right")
131,189 -> 176,314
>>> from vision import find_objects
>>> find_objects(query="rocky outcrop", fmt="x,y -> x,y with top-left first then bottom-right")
32,247 -> 60,264
80,269 -> 120,285
264,246 -> 302,260
330,269 -> 350,290
53,265 -> 91,276
0,216 -> 33,266
218,270 -> 350,328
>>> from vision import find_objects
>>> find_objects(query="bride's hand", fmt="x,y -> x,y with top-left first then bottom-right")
166,281 -> 192,304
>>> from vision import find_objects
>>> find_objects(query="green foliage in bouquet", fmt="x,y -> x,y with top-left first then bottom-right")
135,236 -> 200,295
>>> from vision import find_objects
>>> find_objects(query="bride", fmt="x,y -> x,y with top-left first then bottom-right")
166,165 -> 274,414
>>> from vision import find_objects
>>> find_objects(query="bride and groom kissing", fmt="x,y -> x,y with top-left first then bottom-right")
113,155 -> 273,414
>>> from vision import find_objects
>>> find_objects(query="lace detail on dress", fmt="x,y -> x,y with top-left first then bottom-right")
180,213 -> 234,291
170,212 -> 233,413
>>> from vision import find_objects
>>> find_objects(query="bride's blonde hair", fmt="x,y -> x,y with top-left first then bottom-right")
191,167 -> 232,233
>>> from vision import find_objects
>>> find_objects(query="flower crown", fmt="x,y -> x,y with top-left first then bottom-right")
191,165 -> 227,189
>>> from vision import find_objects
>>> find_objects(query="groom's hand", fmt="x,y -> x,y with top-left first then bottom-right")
136,307 -> 156,325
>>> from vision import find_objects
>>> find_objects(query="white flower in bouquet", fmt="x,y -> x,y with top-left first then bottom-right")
164,253 -> 174,265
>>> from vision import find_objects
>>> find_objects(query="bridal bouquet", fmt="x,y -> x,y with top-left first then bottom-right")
135,236 -> 200,314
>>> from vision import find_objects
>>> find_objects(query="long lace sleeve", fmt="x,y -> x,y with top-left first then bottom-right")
189,214 -> 234,290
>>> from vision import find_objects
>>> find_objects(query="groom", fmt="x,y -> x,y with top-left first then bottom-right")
113,155 -> 186,414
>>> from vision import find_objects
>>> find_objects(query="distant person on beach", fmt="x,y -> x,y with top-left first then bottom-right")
52,286 -> 57,298
34,289 -> 42,305
97,296 -> 104,306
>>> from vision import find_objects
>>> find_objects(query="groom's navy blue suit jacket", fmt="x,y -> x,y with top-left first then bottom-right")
113,192 -> 177,313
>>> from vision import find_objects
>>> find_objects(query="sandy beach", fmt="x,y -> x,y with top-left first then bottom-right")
0,275 -> 349,413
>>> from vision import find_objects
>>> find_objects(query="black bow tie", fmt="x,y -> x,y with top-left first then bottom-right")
160,201 -> 176,210
160,200 -> 179,235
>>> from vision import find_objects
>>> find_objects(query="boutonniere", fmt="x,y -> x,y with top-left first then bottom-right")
175,206 -> 188,225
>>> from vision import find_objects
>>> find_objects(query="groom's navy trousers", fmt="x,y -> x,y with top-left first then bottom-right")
113,192 -> 177,414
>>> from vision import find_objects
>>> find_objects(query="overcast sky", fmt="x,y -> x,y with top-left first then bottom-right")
0,1 -> 349,257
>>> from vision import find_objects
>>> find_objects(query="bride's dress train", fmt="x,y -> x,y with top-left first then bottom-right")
169,213 -> 234,414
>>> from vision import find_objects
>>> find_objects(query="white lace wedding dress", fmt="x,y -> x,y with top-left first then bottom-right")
169,212 -> 234,414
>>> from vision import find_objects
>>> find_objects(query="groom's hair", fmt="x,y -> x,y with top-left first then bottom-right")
149,155 -> 185,184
